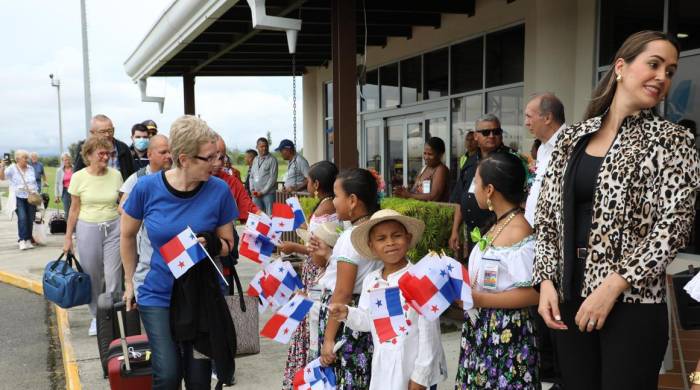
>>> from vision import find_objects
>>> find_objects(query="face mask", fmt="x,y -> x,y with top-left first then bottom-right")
134,138 -> 149,151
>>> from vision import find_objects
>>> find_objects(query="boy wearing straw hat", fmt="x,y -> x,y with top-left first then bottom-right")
329,209 -> 447,390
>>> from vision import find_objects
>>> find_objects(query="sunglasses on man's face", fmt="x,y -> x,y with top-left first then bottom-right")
476,128 -> 503,137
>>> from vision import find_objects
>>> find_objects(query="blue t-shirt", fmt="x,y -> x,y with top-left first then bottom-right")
123,172 -> 238,307
31,161 -> 44,187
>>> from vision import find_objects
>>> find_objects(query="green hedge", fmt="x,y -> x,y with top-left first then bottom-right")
298,196 -> 457,261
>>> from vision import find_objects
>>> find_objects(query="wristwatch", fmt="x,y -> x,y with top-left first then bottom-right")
689,371 -> 700,385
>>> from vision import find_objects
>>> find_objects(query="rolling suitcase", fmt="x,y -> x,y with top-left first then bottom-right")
97,291 -> 141,377
49,211 -> 66,234
107,303 -> 152,389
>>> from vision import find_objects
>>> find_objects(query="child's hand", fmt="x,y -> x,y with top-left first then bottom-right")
328,303 -> 348,321
308,236 -> 332,259
320,339 -> 337,366
408,380 -> 427,390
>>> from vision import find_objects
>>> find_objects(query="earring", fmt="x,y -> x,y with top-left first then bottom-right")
616,73 -> 622,82
314,190 -> 319,198
487,198 -> 493,211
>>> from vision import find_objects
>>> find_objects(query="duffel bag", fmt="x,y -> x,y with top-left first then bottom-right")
43,251 -> 92,308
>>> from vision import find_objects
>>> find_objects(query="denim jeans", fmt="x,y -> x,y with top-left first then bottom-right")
252,192 -> 275,215
15,197 -> 36,241
61,188 -> 71,220
140,306 -> 213,390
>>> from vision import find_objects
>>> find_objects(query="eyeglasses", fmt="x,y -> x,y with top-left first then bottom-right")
476,128 -> 503,137
95,127 -> 115,135
97,151 -> 116,158
193,154 -> 217,163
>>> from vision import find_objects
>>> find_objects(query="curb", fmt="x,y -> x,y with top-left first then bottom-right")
0,270 -> 81,390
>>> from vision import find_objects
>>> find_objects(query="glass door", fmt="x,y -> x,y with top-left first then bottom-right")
386,119 -> 405,195
406,120 -> 425,190
363,120 -> 383,174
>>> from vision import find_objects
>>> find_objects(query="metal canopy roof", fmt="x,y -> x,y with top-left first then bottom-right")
149,0 -> 476,77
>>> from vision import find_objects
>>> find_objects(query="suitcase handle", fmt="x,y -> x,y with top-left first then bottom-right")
116,308 -> 131,372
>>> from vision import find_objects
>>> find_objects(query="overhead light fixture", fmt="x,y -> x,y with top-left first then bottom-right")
677,33 -> 689,39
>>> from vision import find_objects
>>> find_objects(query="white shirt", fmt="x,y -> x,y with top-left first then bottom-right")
345,265 -> 448,389
468,236 -> 535,292
525,124 -> 565,226
318,227 -> 381,294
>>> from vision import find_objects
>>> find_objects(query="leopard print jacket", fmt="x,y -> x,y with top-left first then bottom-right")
533,109 -> 700,303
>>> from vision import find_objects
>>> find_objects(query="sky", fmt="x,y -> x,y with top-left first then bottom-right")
0,0 -> 302,157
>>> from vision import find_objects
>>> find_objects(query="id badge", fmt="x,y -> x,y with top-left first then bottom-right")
482,258 -> 500,291
468,177 -> 476,194
422,180 -> 431,194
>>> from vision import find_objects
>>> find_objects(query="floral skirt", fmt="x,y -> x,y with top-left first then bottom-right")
282,257 -> 323,390
317,291 -> 373,390
455,307 -> 540,390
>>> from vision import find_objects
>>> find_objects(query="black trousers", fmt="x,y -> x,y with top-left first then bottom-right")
554,298 -> 668,390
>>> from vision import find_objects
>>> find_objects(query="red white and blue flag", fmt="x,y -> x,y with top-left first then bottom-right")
444,256 -> 474,310
292,358 -> 337,390
245,213 -> 273,237
239,232 -> 275,265
369,287 -> 410,343
260,294 -> 314,344
398,254 -> 460,321
286,197 -> 306,229
247,269 -> 271,310
260,260 -> 304,307
159,227 -> 207,279
271,203 -> 295,232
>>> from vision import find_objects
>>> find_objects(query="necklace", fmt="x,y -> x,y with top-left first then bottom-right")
351,215 -> 370,226
486,209 -> 521,248
496,206 -> 522,222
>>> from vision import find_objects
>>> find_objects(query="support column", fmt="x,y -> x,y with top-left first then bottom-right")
331,0 -> 357,169
183,74 -> 196,115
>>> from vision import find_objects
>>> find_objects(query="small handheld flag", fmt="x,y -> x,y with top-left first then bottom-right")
271,203 -> 295,232
286,197 -> 306,229
292,357 -> 337,390
159,227 -> 208,279
368,287 -> 410,343
260,294 -> 313,344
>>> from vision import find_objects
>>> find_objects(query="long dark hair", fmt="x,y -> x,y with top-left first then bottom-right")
585,30 -> 679,120
336,168 -> 380,214
309,161 -> 338,195
478,152 -> 527,230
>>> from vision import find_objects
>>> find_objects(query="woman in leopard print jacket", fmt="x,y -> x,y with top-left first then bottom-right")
533,31 -> 700,389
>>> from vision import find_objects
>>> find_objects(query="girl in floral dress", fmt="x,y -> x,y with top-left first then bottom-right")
280,161 -> 338,390
455,152 -> 540,389
313,168 -> 382,389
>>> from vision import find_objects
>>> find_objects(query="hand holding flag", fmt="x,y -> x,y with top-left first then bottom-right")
292,357 -> 337,390
260,294 -> 314,344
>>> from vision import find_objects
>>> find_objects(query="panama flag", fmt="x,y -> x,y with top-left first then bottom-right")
260,260 -> 304,307
292,358 -> 337,390
369,287 -> 410,343
246,213 -> 273,237
260,294 -> 313,343
285,196 -> 306,229
444,256 -> 474,311
398,254 -> 457,321
247,269 -> 271,311
159,227 -> 207,279
239,232 -> 275,265
271,203 -> 295,232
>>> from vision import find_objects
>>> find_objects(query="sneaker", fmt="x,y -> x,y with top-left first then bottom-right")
24,240 -> 34,249
18,241 -> 26,250
88,318 -> 97,336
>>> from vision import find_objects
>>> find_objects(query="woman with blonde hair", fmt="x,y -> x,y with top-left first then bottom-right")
55,152 -> 74,219
534,31 -> 700,389
63,136 -> 124,336
0,149 -> 39,250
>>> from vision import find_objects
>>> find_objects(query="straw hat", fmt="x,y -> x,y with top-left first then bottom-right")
296,221 -> 341,248
350,209 -> 425,260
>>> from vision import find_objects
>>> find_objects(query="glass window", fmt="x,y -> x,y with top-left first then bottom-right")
666,54 -> 700,126
669,0 -> 700,53
451,95 -> 483,175
380,63 -> 400,107
406,121 -> 425,189
362,69 -> 379,111
451,37 -> 484,94
387,122 -> 404,194
485,25 -> 525,87
598,0 -> 664,67
486,86 -> 524,152
423,48 -> 449,100
365,125 -> 382,173
401,56 -> 422,104
325,120 -> 334,162
324,83 -> 333,119
426,116 -> 449,164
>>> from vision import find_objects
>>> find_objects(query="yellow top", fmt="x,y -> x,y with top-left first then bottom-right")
68,168 -> 123,223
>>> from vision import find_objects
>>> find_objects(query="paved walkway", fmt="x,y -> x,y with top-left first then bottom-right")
0,195 -> 465,389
